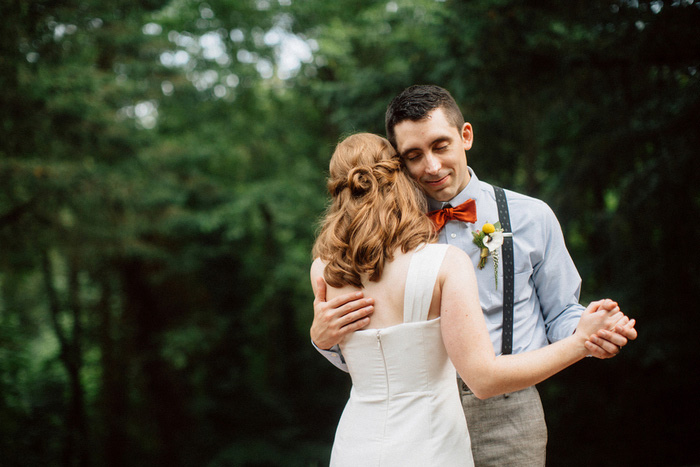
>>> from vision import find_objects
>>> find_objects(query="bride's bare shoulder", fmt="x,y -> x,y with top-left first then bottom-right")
439,245 -> 474,277
310,257 -> 327,280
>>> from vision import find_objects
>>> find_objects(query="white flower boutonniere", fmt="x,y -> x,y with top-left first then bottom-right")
472,222 -> 504,287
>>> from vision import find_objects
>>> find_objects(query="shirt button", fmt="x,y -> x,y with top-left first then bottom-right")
450,233 -> 457,239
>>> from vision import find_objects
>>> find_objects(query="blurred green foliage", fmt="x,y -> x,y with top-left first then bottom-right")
1,0 -> 698,465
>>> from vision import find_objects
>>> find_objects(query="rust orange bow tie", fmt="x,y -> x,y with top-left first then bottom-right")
427,199 -> 477,231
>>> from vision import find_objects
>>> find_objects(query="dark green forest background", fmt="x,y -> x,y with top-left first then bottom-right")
1,0 -> 698,465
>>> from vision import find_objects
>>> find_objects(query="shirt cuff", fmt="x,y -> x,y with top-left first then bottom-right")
311,341 -> 348,372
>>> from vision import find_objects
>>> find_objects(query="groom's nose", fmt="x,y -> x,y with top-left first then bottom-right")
424,153 -> 441,174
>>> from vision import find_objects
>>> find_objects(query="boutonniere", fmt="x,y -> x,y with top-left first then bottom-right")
472,222 -> 504,287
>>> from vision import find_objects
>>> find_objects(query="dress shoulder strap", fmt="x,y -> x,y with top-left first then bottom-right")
403,243 -> 450,323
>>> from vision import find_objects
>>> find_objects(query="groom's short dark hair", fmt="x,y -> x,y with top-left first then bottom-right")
385,85 -> 465,148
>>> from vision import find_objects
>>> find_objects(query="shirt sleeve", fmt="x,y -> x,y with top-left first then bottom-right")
312,341 -> 349,372
532,203 -> 586,343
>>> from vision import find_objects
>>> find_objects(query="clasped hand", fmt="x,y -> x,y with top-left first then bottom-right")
578,299 -> 637,358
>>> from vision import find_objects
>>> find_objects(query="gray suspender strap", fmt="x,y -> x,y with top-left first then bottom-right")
494,186 -> 514,355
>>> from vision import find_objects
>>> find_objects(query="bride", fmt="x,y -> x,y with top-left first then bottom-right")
310,133 -> 624,466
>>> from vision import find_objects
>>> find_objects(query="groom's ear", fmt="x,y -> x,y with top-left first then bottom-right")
462,123 -> 473,151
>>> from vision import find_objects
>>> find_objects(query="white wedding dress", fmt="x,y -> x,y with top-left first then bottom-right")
330,244 -> 474,467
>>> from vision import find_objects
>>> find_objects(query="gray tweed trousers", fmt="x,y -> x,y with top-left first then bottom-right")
458,379 -> 547,467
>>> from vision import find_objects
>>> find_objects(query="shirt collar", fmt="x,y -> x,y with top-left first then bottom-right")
427,167 -> 481,211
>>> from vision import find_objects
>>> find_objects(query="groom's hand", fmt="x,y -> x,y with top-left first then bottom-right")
583,299 -> 637,359
310,277 -> 374,350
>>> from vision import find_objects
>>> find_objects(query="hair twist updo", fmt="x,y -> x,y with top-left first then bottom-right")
313,133 -> 436,289
344,159 -> 401,199
347,165 -> 376,198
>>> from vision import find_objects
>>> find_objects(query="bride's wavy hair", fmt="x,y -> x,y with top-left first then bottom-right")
312,133 -> 437,288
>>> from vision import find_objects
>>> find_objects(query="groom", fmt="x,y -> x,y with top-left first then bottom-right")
311,85 -> 637,466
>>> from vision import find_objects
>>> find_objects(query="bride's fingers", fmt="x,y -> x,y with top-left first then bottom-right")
611,314 -> 629,329
584,339 -> 617,359
595,329 -> 628,348
615,319 -> 637,341
586,334 -> 622,357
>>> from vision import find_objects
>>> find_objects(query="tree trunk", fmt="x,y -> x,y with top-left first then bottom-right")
97,273 -> 129,467
41,251 -> 90,467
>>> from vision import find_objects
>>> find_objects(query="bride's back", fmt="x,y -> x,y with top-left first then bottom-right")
324,248 -> 442,331
327,242 -> 473,467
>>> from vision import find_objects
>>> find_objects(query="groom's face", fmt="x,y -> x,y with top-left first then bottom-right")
394,107 -> 472,202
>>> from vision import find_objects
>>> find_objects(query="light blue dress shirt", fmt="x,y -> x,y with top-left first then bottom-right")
316,168 -> 585,371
